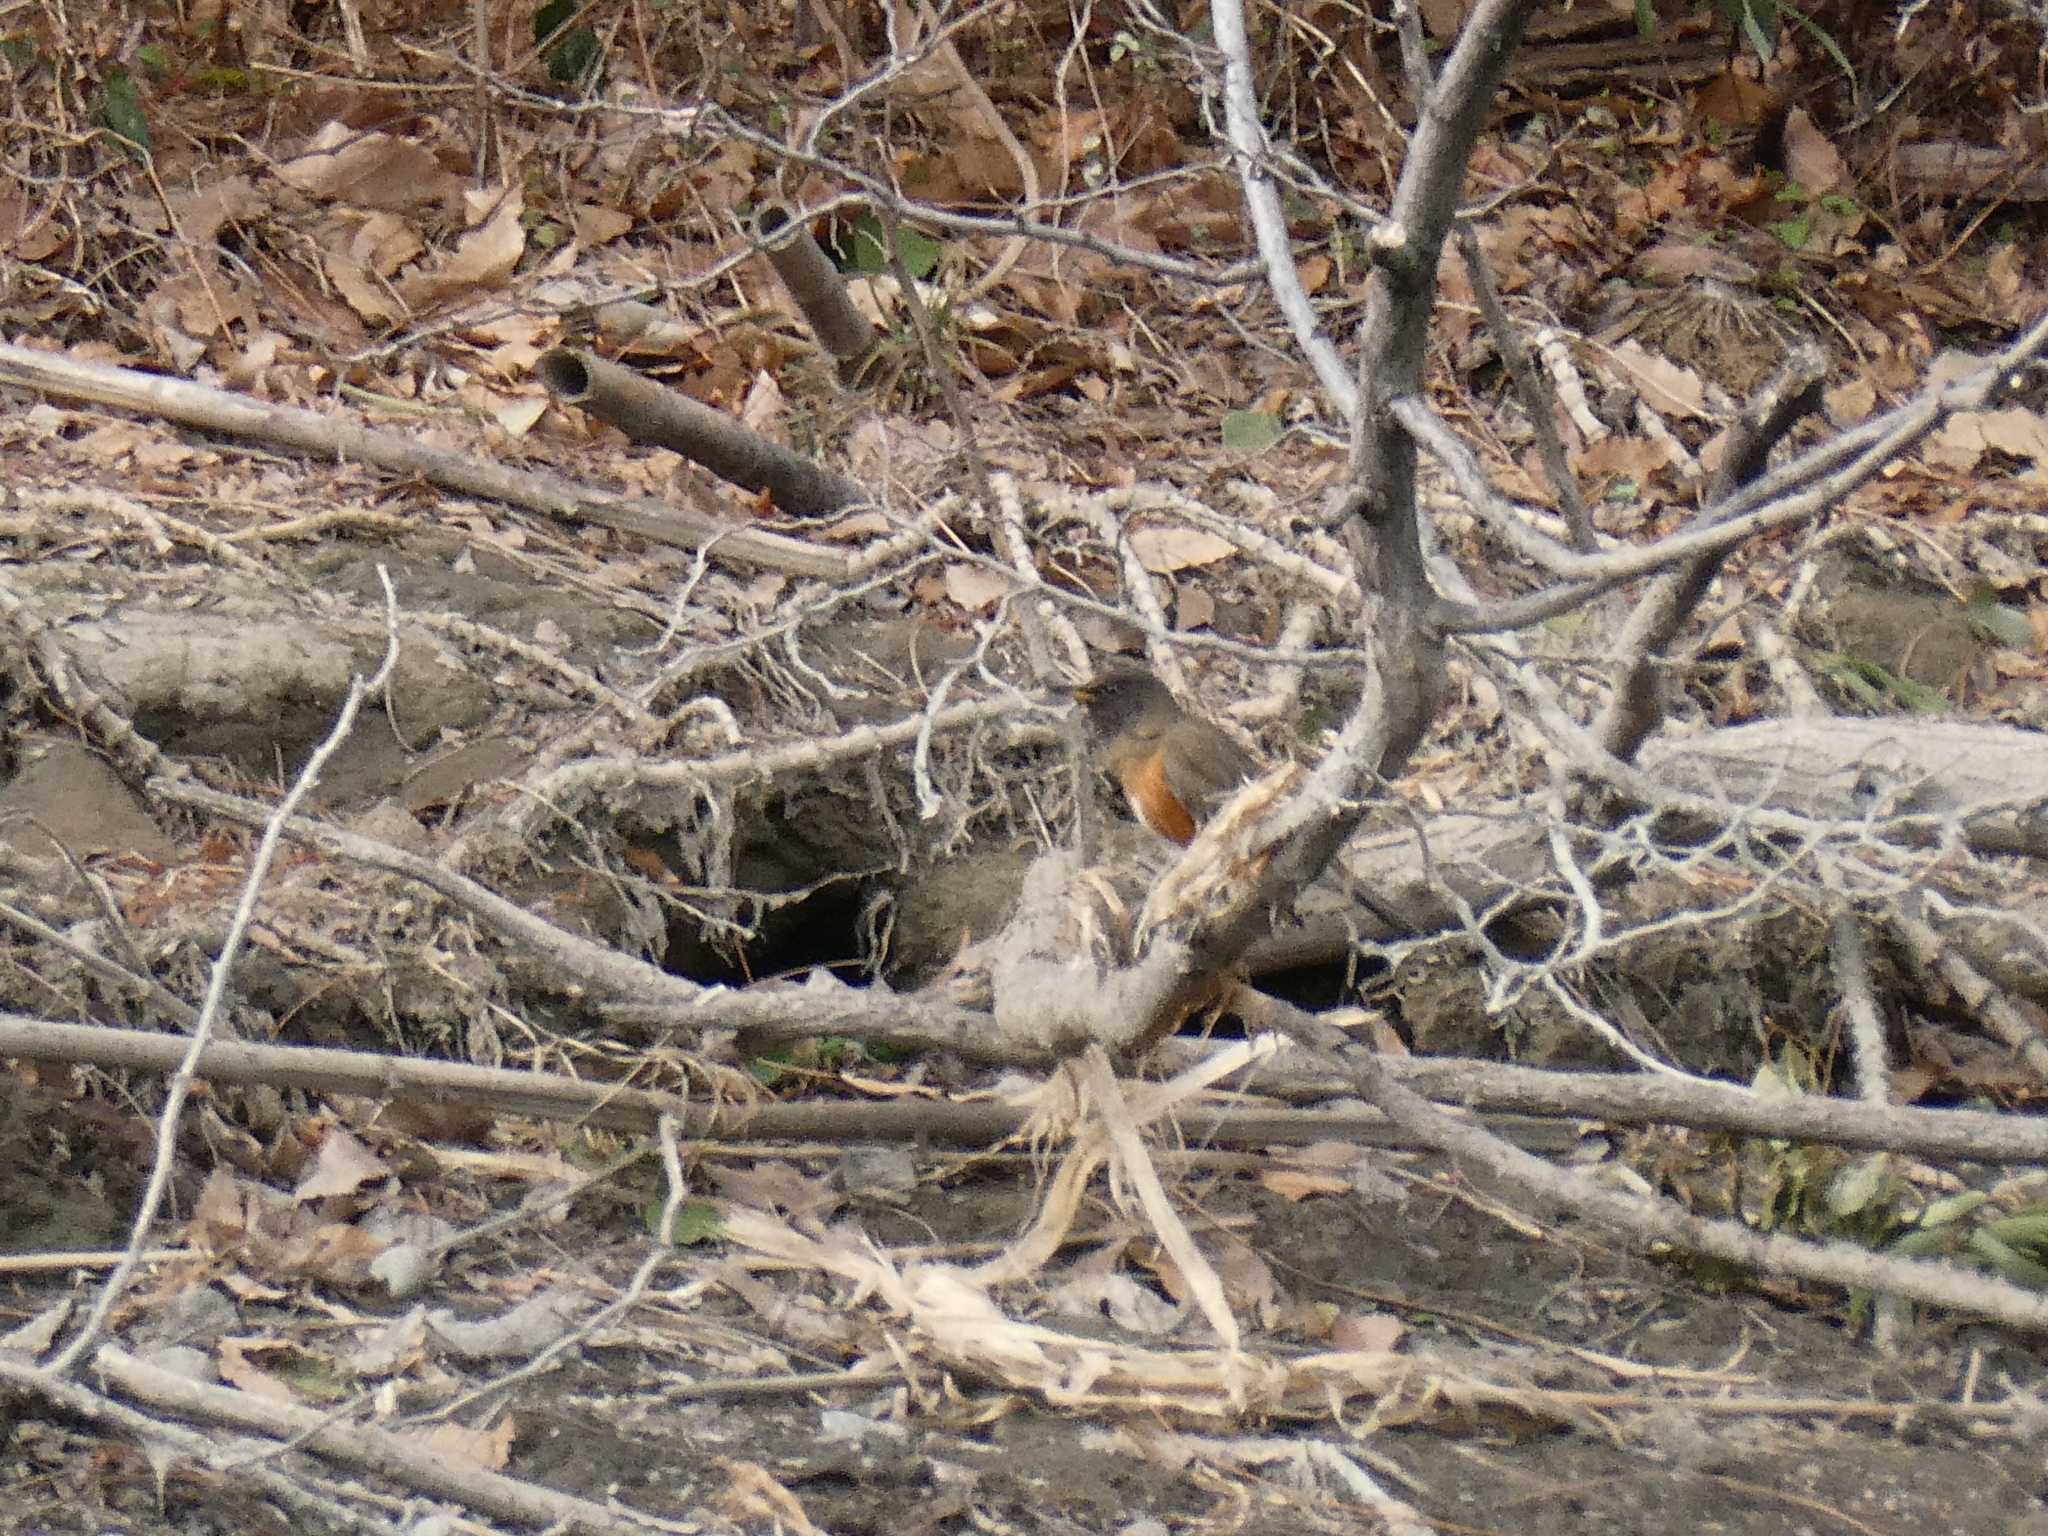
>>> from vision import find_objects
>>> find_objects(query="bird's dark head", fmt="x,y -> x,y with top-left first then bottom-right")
1069,661 -> 1174,738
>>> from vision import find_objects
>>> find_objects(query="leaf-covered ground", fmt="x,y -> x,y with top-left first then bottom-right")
5,0 -> 2048,1531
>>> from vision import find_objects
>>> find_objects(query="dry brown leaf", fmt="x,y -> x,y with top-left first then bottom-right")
216,1270 -> 288,1302
1692,68 -> 1778,131
1602,340 -> 1709,419
168,177 -> 266,243
277,122 -> 459,211
422,1417 -> 516,1471
1418,0 -> 1473,36
1825,377 -> 1876,426
277,1221 -> 390,1287
73,421 -> 159,466
1572,432 -> 1676,483
1129,523 -> 1237,573
132,431 -> 199,472
570,203 -> 634,244
1330,1312 -> 1405,1353
323,246 -> 399,325
471,390 -> 548,437
348,212 -> 423,278
711,1161 -> 842,1217
1780,108 -> 1845,194
1213,1235 -> 1278,1321
1175,582 -> 1216,631
0,1302 -> 71,1355
346,1307 -> 430,1377
719,1459 -> 826,1536
398,189 -> 526,309
942,562 -> 1011,612
1259,1168 -> 1352,1202
1924,409 -> 2048,476
1631,241 -> 1758,286
1986,242 -> 2026,317
1961,408 -> 2048,460
1704,612 -> 1746,655
1288,1141 -> 1372,1171
190,1166 -> 251,1252
217,1338 -> 298,1403
294,1127 -> 391,1203
1002,272 -> 1083,326
738,369 -> 785,436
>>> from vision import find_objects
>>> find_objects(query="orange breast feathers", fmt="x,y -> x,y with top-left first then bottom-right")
1113,744 -> 1200,844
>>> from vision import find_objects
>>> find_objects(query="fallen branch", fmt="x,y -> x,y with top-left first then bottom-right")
536,347 -> 869,516
1265,1005 -> 2048,1334
10,1014 -> 2048,1164
0,340 -> 850,579
0,1356 -> 402,1536
93,1344 -> 653,1536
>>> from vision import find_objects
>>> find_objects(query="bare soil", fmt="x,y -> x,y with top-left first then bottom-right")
4,1073 -> 2046,1535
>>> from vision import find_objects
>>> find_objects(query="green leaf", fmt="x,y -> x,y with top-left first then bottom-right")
1968,1228 -> 2048,1289
1767,215 -> 1811,250
838,213 -> 887,274
545,25 -> 602,83
533,0 -> 578,41
1826,1153 -> 1893,1219
1752,1050 -> 1814,1097
191,67 -> 253,93
1729,0 -> 1778,61
1890,1225 -> 1962,1259
533,0 -> 601,81
272,1349 -> 350,1401
1811,652 -> 1947,713
892,224 -> 943,280
831,213 -> 943,280
1782,3 -> 1859,103
1983,1209 -> 2048,1251
1221,410 -> 1284,454
1633,0 -> 1656,37
1965,587 -> 2034,649
650,1200 -> 725,1245
96,69 -> 150,155
1916,1190 -> 1990,1230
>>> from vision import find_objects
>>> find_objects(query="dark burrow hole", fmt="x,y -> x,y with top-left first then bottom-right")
663,872 -> 880,988
646,780 -> 1394,1036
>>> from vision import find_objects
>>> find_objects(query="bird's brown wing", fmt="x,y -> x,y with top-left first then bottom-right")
1162,727 -> 1256,819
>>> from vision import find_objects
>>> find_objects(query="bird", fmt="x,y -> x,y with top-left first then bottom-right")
1070,662 -> 1256,845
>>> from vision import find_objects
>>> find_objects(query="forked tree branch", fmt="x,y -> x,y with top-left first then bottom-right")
1040,0 -> 1545,1047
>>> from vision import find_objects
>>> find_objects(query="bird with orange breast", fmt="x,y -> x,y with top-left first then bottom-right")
1070,662 -> 1257,845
